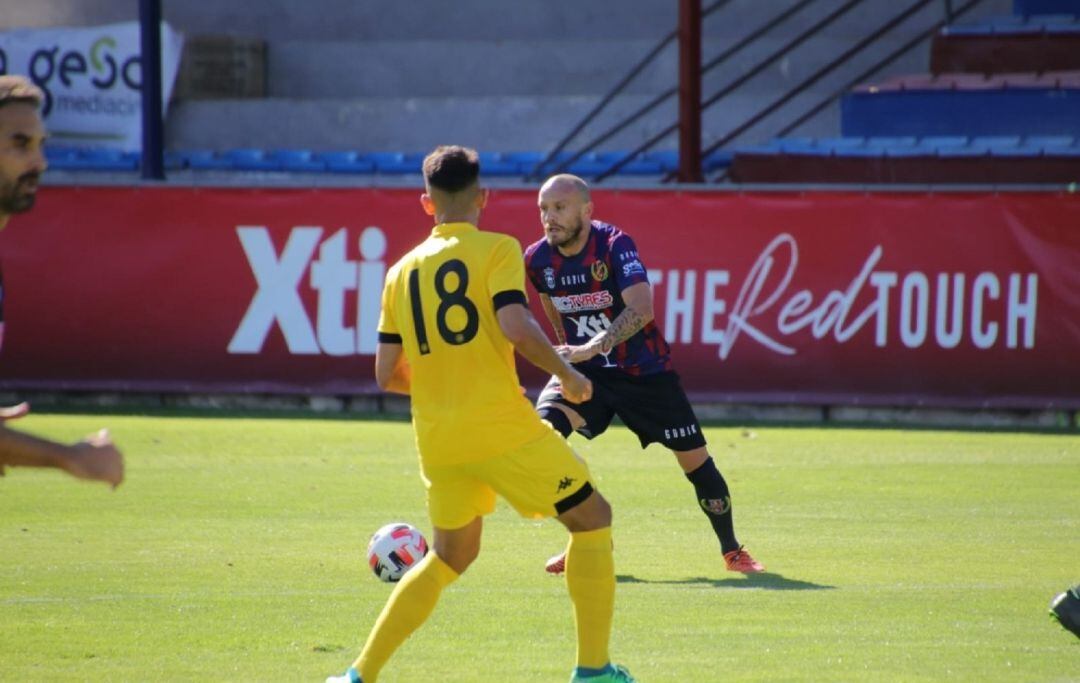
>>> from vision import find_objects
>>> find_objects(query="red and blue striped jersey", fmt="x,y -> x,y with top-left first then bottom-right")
524,220 -> 672,375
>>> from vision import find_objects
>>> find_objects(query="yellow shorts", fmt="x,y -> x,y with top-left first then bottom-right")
421,427 -> 594,530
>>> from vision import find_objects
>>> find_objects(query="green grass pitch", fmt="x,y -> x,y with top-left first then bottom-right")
1,412 -> 1077,682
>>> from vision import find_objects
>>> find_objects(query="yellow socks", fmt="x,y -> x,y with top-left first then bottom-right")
565,527 -> 616,669
354,552 -> 459,682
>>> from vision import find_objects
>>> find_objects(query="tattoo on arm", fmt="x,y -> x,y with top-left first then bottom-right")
540,297 -> 567,345
597,307 -> 647,353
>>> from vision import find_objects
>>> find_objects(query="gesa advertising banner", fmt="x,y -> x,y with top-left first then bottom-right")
0,21 -> 183,150
0,187 -> 1077,408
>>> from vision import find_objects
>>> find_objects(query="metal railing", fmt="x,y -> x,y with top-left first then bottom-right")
542,0 -> 986,184
524,0 -> 737,180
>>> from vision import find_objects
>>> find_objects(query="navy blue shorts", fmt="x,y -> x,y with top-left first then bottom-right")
537,367 -> 706,451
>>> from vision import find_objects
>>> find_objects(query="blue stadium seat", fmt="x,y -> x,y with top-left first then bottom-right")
702,150 -> 734,173
317,151 -> 375,174
731,144 -> 775,158
1026,135 -> 1075,147
941,22 -> 995,36
834,147 -> 884,158
1030,14 -> 1080,27
842,79 -> 1080,137
478,151 -> 522,176
818,137 -> 866,150
566,152 -> 614,177
1043,141 -> 1080,155
1045,20 -> 1080,33
970,135 -> 1024,149
185,150 -> 234,170
370,152 -> 423,174
644,150 -> 679,172
163,151 -> 188,170
884,145 -> 931,158
983,14 -> 1042,34
271,149 -> 327,173
987,142 -> 1042,157
71,148 -> 138,172
937,144 -> 987,157
921,135 -> 970,148
774,137 -> 819,154
45,146 -> 79,160
226,148 -> 282,172
44,147 -> 81,170
865,136 -> 918,148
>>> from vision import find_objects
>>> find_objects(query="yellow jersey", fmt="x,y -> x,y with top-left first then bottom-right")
377,222 -> 550,466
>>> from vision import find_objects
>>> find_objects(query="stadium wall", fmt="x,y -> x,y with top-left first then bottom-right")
2,0 -> 1013,153
1,185 -> 1077,411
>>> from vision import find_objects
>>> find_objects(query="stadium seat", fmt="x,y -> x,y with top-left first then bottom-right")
703,150 -> 734,173
225,148 -> 283,172
59,148 -> 139,172
369,152 -> 423,174
921,135 -> 970,149
185,150 -> 235,170
44,147 -> 81,170
990,14 -> 1043,34
1027,134 -> 1076,147
271,149 -> 328,173
477,151 -> 522,176
644,150 -> 679,172
728,135 -> 1080,183
317,151 -> 376,174
163,151 -> 188,170
842,71 -> 1080,137
565,152 -> 614,177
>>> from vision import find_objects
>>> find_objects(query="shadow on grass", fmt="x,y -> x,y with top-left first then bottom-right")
616,571 -> 833,591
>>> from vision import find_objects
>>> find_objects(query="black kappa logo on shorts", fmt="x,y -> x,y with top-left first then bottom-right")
557,476 -> 576,492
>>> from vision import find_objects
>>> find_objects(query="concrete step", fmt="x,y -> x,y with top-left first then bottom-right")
165,93 -> 841,153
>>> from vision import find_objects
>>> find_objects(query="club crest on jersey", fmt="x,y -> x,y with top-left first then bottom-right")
543,267 -> 556,290
590,261 -> 609,282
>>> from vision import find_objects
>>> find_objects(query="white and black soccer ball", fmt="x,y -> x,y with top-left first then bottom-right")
367,522 -> 428,583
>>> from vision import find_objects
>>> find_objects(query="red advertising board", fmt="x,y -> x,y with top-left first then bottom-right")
0,186 -> 1077,408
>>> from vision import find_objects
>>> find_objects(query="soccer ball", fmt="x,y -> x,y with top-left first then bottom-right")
367,522 -> 428,582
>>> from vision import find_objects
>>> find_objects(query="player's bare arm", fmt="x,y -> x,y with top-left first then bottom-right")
0,423 -> 124,488
562,281 -> 654,363
374,342 -> 412,395
496,303 -> 592,403
538,294 -> 568,345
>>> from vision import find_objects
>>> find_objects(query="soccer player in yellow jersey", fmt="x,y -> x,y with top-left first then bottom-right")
325,146 -> 635,683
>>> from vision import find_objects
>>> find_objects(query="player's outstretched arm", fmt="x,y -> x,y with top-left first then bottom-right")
0,423 -> 124,488
496,303 -> 592,403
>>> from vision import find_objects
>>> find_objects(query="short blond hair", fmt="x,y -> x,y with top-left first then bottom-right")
0,75 -> 44,109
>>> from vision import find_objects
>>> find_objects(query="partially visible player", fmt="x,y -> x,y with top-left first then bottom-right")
0,75 -> 124,488
525,174 -> 762,575
326,147 -> 635,683
1050,584 -> 1080,638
